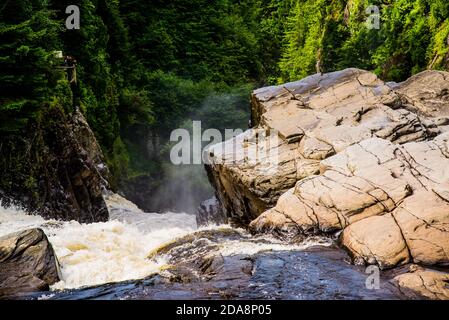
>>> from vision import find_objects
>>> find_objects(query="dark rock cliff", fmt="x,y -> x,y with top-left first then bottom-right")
0,107 -> 109,223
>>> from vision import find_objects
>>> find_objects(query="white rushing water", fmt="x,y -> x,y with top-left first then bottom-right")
0,194 -> 331,291
0,194 -> 197,290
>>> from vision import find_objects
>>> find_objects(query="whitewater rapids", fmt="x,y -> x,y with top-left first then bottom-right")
0,194 -> 331,291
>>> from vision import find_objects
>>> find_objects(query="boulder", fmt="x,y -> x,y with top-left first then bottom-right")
0,228 -> 60,299
341,214 -> 411,269
395,70 -> 449,119
392,265 -> 449,300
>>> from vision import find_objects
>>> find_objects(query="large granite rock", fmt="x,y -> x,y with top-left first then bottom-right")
206,69 -> 449,280
0,228 -> 60,299
206,69 -> 449,226
0,107 -> 109,223
251,134 -> 449,269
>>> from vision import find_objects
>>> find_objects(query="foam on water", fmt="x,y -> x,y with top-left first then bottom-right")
0,195 -> 331,291
218,237 -> 333,257
0,197 -> 197,290
0,205 -> 45,234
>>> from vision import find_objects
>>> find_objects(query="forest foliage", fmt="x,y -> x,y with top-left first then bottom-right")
1,0 -> 448,193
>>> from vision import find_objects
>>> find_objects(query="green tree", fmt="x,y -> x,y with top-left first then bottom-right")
0,0 -> 66,131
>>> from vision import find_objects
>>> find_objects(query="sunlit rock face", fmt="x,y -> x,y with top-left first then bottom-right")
207,69 -> 449,284
252,135 -> 449,267
392,265 -> 449,300
207,68 -> 449,226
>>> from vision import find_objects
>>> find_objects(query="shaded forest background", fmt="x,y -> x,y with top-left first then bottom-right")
1,0 -> 449,212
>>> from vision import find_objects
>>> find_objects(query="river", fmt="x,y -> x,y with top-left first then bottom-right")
0,193 -> 404,300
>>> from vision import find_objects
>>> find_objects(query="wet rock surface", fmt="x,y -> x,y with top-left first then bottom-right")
29,230 -> 403,300
0,228 -> 60,299
41,251 -> 402,300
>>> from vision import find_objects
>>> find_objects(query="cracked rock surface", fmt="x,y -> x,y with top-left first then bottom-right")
250,126 -> 449,270
206,68 -> 449,298
207,68 -> 449,225
392,265 -> 449,300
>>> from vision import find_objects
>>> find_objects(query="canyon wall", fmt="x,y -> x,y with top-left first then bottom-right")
0,107 -> 110,223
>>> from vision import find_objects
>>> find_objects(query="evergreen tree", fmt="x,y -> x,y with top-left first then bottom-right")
1,0 -> 448,189
0,0 -> 65,131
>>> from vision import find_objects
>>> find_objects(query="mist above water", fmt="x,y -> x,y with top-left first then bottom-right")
140,87 -> 251,214
148,164 -> 214,214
